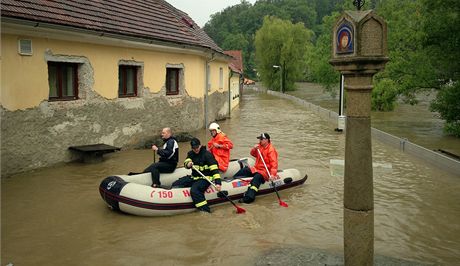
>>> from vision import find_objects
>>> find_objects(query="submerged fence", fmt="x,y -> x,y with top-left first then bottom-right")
250,86 -> 460,176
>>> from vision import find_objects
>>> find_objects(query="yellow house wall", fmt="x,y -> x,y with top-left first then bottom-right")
230,75 -> 241,110
1,33 -> 229,111
1,30 -> 232,177
208,61 -> 229,92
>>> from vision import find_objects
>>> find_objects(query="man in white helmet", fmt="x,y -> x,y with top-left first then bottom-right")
207,122 -> 233,172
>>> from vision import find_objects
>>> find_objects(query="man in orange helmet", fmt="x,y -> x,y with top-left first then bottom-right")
207,122 -> 233,172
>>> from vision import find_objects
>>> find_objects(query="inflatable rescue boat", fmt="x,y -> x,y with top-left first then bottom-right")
99,158 -> 308,216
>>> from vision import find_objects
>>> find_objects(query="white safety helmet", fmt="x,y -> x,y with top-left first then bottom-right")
208,122 -> 221,133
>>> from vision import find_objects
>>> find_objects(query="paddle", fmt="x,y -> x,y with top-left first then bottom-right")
256,148 -> 288,207
192,165 -> 246,214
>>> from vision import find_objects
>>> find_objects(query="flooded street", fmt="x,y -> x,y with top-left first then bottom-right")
2,90 -> 460,265
288,82 -> 460,157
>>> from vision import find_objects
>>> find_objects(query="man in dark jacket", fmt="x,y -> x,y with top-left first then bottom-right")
172,138 -> 221,213
143,127 -> 179,187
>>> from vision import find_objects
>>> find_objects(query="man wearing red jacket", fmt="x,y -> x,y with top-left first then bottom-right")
207,122 -> 233,172
234,133 -> 279,203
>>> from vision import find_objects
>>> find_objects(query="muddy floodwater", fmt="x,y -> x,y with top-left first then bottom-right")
2,90 -> 459,265
288,82 -> 460,157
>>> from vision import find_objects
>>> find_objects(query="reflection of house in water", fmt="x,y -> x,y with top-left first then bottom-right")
1,0 -> 237,176
224,50 -> 244,112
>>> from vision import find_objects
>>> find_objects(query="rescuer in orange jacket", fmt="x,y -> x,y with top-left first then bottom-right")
207,122 -> 233,172
233,133 -> 279,203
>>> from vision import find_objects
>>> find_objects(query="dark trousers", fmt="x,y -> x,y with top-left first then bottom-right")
143,161 -> 176,186
172,176 -> 211,213
233,166 -> 266,203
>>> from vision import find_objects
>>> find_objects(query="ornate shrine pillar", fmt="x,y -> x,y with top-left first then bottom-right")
329,9 -> 388,266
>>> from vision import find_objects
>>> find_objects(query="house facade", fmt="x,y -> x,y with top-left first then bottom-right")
1,0 -> 234,177
224,50 -> 244,112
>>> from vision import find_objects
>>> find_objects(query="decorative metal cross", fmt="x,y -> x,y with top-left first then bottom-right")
353,0 -> 365,10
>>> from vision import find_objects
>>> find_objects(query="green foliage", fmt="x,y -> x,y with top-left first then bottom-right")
422,0 -> 460,83
254,16 -> 313,91
371,79 -> 398,111
430,83 -> 460,137
204,0 -> 319,79
221,33 -> 249,52
374,0 -> 435,105
304,13 -> 340,95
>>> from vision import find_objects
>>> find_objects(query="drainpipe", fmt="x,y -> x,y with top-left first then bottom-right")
204,52 -> 215,129
228,69 -> 232,118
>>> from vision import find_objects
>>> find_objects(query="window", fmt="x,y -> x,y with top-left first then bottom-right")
219,67 -> 223,89
48,62 -> 78,100
166,68 -> 180,95
119,65 -> 138,97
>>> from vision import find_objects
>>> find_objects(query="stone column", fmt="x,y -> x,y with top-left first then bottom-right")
329,10 -> 388,266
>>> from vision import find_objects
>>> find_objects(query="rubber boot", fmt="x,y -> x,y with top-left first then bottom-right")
198,205 -> 211,213
240,188 -> 256,204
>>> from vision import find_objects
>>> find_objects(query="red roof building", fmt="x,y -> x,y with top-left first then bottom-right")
224,50 -> 243,74
1,0 -> 224,54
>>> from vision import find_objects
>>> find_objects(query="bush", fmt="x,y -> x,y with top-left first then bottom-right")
430,82 -> 460,137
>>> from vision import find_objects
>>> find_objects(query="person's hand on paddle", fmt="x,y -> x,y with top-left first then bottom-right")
215,184 -> 222,191
269,174 -> 280,182
151,145 -> 159,151
187,161 -> 193,168
253,144 -> 260,149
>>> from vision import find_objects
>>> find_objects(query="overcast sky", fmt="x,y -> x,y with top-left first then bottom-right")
165,0 -> 257,27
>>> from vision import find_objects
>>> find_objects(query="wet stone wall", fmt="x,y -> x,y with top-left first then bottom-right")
1,91 -> 229,177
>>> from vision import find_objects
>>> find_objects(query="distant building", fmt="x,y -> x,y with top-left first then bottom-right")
1,0 -> 233,176
224,50 -> 244,111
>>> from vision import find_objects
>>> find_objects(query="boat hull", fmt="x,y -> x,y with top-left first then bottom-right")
99,160 -> 307,216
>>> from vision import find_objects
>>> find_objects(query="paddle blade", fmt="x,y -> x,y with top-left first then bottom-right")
235,206 -> 246,214
279,200 -> 289,207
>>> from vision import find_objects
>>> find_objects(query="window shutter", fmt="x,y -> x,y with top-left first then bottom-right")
18,39 -> 33,55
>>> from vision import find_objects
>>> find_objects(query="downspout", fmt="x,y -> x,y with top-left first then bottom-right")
228,68 -> 232,118
204,52 -> 215,129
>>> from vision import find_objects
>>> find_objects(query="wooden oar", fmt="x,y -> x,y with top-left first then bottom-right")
256,148 -> 288,207
192,166 -> 246,214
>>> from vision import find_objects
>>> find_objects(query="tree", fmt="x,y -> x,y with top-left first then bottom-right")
304,12 -> 340,95
254,16 -> 313,91
372,0 -> 436,109
423,0 -> 460,136
204,0 -> 320,79
422,0 -> 460,84
430,83 -> 460,137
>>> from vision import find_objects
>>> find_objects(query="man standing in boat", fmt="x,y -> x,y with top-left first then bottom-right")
207,122 -> 233,173
172,138 -> 222,213
143,127 -> 179,187
234,133 -> 279,204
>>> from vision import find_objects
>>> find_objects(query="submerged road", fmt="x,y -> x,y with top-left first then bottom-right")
2,90 -> 459,265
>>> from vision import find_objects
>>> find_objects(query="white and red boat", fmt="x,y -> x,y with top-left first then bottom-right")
99,158 -> 307,216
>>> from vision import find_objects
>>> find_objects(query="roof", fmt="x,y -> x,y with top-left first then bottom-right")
224,50 -> 243,74
1,0 -> 223,54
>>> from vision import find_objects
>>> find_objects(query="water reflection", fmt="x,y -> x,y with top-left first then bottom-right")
2,90 -> 459,265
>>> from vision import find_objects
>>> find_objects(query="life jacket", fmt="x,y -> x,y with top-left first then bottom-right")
250,143 -> 278,181
207,132 -> 233,172
184,146 -> 221,184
